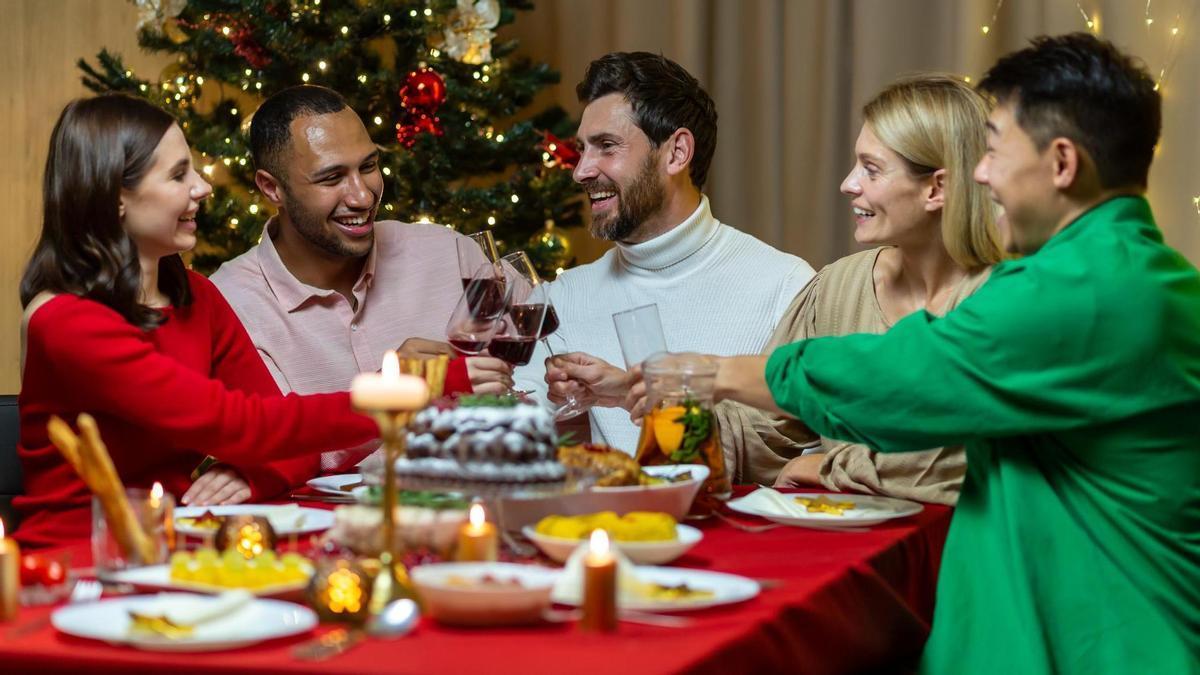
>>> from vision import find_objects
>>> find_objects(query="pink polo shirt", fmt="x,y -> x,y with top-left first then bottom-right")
210,219 -> 473,471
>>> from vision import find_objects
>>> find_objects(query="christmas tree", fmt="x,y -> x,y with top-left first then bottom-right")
79,0 -> 582,275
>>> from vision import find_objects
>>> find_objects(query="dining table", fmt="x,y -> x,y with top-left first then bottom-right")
0,486 -> 952,674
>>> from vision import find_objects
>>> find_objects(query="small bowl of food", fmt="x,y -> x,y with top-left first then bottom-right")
523,512 -> 703,565
410,562 -> 559,627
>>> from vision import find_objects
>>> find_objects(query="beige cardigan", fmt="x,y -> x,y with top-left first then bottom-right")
717,247 -> 990,505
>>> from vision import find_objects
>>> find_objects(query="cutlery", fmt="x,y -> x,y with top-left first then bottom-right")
292,627 -> 366,661
712,510 -> 783,533
288,492 -> 356,504
6,579 -> 103,639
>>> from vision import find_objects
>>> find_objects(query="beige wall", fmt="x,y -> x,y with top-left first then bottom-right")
1,1 -> 171,393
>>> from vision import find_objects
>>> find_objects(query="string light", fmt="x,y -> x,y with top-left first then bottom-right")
221,26 -> 231,36
1193,196 -> 1200,214
223,158 -> 232,166
373,115 -> 383,125
481,75 -> 490,83
230,107 -> 238,115
487,216 -> 496,226
423,8 -> 432,16
1074,2 -> 1099,32
340,26 -> 349,35
409,9 -> 417,17
981,0 -> 1004,35
358,74 -> 368,83
383,13 -> 391,24
495,134 -> 505,143
302,72 -> 310,82
510,194 -> 519,203
318,60 -> 328,71
196,76 -> 204,85
417,214 -> 432,223
382,167 -> 392,176
249,204 -> 259,214
202,165 -> 215,176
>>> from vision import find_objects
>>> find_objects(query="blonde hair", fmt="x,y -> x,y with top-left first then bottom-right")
863,74 -> 1003,270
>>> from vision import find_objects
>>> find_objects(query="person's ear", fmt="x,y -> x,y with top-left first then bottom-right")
924,168 -> 947,213
255,169 -> 286,207
1048,137 -> 1080,190
663,128 -> 695,180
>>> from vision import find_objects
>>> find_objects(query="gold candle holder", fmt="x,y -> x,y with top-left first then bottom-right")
366,408 -> 418,616
0,519 -> 19,622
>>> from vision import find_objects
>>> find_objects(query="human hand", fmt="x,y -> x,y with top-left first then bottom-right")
182,466 -> 252,506
396,337 -> 456,359
466,356 -> 514,395
545,352 -> 632,408
773,454 -> 824,488
623,364 -> 647,424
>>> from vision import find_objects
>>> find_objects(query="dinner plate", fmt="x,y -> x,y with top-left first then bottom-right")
305,473 -> 364,495
726,489 -> 923,529
52,594 -> 317,652
552,566 -> 759,612
522,524 -> 703,565
105,563 -> 313,597
173,505 -> 334,536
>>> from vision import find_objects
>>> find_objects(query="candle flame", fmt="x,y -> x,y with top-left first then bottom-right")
469,502 -> 486,528
589,528 -> 610,557
382,350 -> 400,380
151,482 -> 164,501
0,518 -> 5,539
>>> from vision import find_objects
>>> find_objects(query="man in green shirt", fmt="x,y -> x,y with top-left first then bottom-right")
712,34 -> 1199,673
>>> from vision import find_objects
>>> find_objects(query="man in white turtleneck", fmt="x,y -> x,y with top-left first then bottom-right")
513,52 -> 814,453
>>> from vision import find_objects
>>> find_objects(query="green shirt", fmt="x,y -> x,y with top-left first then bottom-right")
766,196 -> 1200,674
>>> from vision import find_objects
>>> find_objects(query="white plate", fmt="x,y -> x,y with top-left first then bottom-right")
727,490 -> 923,529
552,566 -> 759,612
174,505 -> 334,536
305,473 -> 364,495
522,524 -> 703,565
498,464 -> 709,530
105,563 -> 313,597
52,593 -> 317,652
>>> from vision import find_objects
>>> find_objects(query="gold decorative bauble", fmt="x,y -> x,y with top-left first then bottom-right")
307,557 -> 373,624
162,17 -> 189,44
526,219 -> 572,271
214,515 -> 277,559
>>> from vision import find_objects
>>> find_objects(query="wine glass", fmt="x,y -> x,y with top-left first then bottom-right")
486,259 -> 549,367
446,261 -> 509,355
501,251 -> 584,420
456,230 -> 500,291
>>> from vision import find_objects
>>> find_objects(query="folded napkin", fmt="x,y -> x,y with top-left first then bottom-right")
729,487 -> 815,518
134,590 -> 254,629
552,542 -> 650,604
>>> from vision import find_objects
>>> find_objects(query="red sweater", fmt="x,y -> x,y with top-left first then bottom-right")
14,272 -> 379,548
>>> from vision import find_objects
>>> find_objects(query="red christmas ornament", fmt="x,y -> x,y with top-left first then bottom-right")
396,112 -> 444,148
400,68 -> 447,112
538,130 -> 581,170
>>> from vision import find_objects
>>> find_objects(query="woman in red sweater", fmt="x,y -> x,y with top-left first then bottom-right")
14,94 -> 379,547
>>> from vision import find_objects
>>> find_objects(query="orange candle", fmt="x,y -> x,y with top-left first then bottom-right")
455,503 -> 498,562
581,529 -> 617,632
0,519 -> 19,622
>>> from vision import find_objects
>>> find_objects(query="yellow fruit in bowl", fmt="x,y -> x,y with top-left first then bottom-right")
652,406 -> 687,454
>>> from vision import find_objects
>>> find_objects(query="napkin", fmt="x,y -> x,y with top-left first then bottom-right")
140,590 -> 254,627
730,487 -> 815,518
552,542 -> 650,604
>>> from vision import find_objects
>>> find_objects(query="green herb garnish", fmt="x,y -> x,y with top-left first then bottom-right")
456,393 -> 522,408
669,396 -> 712,463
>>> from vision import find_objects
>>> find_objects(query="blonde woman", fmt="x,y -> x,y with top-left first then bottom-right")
716,74 -> 1003,504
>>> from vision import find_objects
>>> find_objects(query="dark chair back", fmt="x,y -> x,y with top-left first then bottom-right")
0,395 -> 22,530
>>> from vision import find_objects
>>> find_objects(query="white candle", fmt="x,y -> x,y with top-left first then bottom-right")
351,351 -> 430,411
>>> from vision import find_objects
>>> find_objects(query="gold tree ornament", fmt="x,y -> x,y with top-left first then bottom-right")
215,515 -> 278,559
162,17 -> 190,44
442,0 -> 500,65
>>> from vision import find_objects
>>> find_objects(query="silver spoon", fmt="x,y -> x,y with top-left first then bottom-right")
366,598 -> 420,638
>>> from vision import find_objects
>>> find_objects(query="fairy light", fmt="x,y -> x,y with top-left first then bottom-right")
383,13 -> 391,23
555,267 -> 564,277
430,48 -> 441,57
245,69 -> 252,76
249,204 -> 260,214
481,75 -> 490,83
230,107 -> 238,115
202,164 -> 215,176
473,71 -> 481,80
196,76 -> 204,85
417,214 -> 432,223
495,134 -> 505,143
255,82 -> 262,90
302,72 -> 310,82
1074,2 -> 1099,32
510,194 -> 519,203
221,26 -> 231,36
1193,196 -> 1200,214
125,70 -> 132,77
340,26 -> 349,35
373,115 -> 383,125
358,74 -> 368,83
409,9 -> 417,17
981,0 -> 1004,35
238,157 -> 247,166
382,167 -> 392,176
224,137 -> 231,144
318,60 -> 328,71
223,157 -> 232,166
423,8 -> 432,16
487,216 -> 496,226
139,83 -> 147,91
230,217 -> 240,226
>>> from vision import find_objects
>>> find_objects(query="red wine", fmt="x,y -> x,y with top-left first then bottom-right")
488,336 -> 538,365
509,304 -> 560,339
463,277 -> 506,317
449,337 -> 489,354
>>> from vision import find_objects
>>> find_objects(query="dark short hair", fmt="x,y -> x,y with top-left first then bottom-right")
21,94 -> 190,329
576,52 -> 718,189
977,33 -> 1160,190
249,85 -> 348,180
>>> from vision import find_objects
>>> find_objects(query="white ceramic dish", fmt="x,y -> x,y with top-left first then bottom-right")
410,562 -> 560,626
105,563 -> 313,597
305,473 -> 363,495
173,505 -> 334,536
522,524 -> 703,565
498,464 -> 709,530
552,566 -> 759,612
52,593 -> 317,651
726,490 -> 924,529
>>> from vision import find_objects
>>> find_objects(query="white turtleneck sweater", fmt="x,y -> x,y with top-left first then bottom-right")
514,196 -> 815,453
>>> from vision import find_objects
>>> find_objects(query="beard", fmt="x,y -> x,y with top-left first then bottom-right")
588,152 -> 667,242
281,191 -> 373,259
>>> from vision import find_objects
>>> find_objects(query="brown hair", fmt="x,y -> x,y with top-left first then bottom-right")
20,94 -> 191,329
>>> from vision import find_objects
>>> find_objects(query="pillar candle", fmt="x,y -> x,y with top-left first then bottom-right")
581,529 -> 617,632
455,503 -> 498,562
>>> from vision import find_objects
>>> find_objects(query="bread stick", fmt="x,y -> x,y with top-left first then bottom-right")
75,414 -> 159,564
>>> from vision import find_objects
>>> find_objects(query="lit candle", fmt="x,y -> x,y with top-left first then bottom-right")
149,481 -> 164,509
351,351 -> 431,411
0,519 -> 18,621
582,529 -> 617,632
454,503 -> 498,562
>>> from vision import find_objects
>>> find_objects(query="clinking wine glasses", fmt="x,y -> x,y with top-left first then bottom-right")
446,260 -> 510,355
486,254 -> 549,367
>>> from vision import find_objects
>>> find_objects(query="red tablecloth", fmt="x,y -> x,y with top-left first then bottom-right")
0,491 -> 951,675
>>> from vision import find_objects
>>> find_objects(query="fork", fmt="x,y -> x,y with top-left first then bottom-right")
6,579 -> 103,639
712,510 -> 783,534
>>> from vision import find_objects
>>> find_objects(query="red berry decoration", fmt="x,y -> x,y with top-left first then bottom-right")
20,554 -> 44,586
400,68 -> 447,112
40,560 -> 66,586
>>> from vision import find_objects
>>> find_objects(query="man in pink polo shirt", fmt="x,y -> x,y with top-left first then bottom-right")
211,85 -> 512,474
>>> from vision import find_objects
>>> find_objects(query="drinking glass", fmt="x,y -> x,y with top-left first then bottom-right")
456,230 -> 500,291
501,252 -> 584,419
612,303 -> 668,369
487,259 -> 549,366
92,487 -> 174,578
446,261 -> 508,355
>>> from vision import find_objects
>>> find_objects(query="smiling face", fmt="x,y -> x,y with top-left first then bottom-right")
572,94 -> 668,242
119,124 -> 212,259
839,124 -> 939,248
272,108 -> 383,259
973,101 -> 1063,254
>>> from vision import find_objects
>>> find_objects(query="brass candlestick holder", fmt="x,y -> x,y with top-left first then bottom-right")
365,408 -> 418,618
